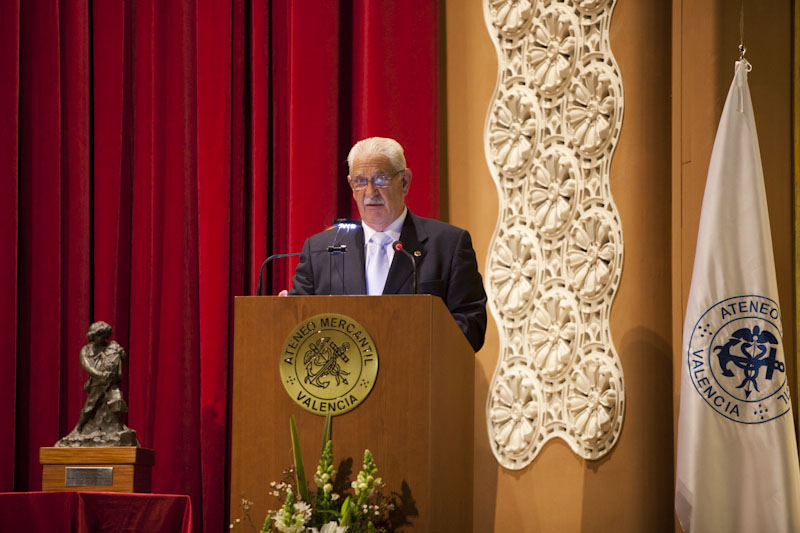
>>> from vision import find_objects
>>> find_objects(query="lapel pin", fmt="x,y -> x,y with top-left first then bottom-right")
414,250 -> 422,257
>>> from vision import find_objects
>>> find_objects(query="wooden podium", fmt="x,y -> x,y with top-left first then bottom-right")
230,295 -> 474,532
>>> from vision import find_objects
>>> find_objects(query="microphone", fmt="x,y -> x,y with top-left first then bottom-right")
392,241 -> 418,294
328,219 -> 358,293
258,218 -> 356,296
256,252 -> 302,296
332,218 -> 359,230
256,246 -> 347,296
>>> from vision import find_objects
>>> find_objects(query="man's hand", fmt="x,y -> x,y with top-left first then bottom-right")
278,290 -> 288,297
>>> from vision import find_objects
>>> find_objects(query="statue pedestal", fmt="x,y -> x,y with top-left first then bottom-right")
39,447 -> 155,493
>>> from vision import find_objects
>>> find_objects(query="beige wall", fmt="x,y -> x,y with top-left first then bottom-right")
443,1 -> 794,531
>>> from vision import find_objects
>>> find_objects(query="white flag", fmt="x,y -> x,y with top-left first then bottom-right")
675,59 -> 800,532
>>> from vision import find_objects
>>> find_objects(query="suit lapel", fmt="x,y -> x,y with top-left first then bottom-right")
383,212 -> 427,294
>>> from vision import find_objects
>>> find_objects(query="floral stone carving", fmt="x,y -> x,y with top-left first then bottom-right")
484,0 -> 625,468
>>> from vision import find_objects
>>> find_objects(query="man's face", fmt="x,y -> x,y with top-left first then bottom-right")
350,153 -> 411,231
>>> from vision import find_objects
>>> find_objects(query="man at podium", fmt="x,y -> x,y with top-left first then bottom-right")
287,137 -> 487,352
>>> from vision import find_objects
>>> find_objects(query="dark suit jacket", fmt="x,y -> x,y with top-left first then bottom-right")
288,211 -> 488,352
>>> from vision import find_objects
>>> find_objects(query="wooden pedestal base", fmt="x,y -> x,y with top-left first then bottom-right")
39,447 -> 155,493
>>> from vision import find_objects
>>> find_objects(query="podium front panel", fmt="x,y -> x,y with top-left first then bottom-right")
230,295 -> 474,532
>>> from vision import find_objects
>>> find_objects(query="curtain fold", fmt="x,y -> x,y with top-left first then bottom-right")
127,0 -> 204,525
269,0 -> 439,290
58,0 -> 92,445
0,0 -> 20,494
271,0 -> 343,289
92,0 -> 134,349
17,0 -> 67,491
1,1 -> 438,530
196,0 -> 234,528
351,1 -> 440,216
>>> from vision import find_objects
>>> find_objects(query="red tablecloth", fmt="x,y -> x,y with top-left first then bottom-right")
0,491 -> 192,533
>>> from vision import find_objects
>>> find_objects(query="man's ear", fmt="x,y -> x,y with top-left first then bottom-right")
401,168 -> 412,194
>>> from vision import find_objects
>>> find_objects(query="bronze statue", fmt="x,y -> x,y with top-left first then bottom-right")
56,321 -> 139,447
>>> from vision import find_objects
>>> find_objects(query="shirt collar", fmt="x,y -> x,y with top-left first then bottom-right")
362,207 -> 407,245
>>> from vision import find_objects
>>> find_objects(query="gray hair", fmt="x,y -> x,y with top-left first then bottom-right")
347,137 -> 406,174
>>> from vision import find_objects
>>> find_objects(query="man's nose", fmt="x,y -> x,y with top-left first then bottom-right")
365,181 -> 379,195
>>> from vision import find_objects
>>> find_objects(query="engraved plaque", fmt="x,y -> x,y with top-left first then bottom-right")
65,466 -> 113,486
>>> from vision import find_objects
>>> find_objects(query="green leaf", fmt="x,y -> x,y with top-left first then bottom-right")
290,415 -> 309,503
339,496 -> 352,526
321,411 -> 332,457
260,514 -> 273,533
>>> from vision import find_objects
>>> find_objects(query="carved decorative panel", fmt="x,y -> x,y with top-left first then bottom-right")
484,0 -> 625,468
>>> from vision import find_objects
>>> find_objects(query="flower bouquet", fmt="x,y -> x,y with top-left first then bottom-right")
232,414 -> 395,533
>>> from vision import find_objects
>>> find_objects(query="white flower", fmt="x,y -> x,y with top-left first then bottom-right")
293,501 -> 312,523
315,522 -> 348,533
275,523 -> 304,533
274,498 -> 309,533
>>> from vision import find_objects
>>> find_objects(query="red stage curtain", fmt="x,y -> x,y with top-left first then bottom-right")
0,0 -> 20,495
270,0 -> 439,287
0,1 -> 438,531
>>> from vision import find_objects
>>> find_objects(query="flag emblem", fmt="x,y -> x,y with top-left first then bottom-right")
687,295 -> 791,424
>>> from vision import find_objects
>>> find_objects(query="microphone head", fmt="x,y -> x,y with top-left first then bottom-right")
393,241 -> 404,251
333,218 -> 359,230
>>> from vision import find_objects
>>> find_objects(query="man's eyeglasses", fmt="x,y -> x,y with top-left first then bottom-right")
348,169 -> 405,190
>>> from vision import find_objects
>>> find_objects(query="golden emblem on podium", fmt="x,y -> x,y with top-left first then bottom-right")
280,313 -> 378,416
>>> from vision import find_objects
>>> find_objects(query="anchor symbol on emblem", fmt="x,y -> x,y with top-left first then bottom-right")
713,325 -> 784,398
303,337 -> 351,389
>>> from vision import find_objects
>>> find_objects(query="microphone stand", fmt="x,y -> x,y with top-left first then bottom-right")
256,252 -> 302,296
327,244 -> 347,295
392,241 -> 418,294
256,246 -> 348,296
